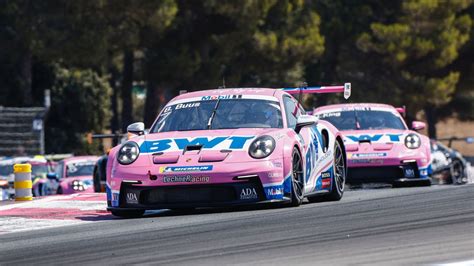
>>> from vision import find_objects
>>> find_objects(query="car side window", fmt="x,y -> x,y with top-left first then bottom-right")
283,96 -> 300,129
56,162 -> 64,179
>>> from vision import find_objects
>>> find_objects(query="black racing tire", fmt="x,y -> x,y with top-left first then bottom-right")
111,210 -> 145,218
93,166 -> 101,193
310,140 -> 346,202
450,159 -> 465,184
289,147 -> 304,207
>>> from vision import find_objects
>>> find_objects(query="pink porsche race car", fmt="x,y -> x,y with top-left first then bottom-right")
313,103 -> 431,186
51,156 -> 99,194
106,84 -> 351,218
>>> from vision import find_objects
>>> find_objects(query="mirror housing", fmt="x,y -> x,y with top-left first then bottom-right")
47,173 -> 58,180
411,121 -> 425,131
295,115 -> 318,133
127,122 -> 145,137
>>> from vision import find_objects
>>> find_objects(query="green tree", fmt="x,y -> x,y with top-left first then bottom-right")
357,0 -> 473,137
143,0 -> 325,125
45,66 -> 111,154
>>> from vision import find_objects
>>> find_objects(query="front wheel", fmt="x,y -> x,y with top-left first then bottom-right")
289,147 -> 304,207
111,209 -> 145,218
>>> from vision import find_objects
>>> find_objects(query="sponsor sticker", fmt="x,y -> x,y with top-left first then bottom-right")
126,192 -> 139,204
266,187 -> 283,196
322,179 -> 331,189
240,188 -> 258,200
201,95 -> 242,101
321,171 -> 331,179
404,168 -> 415,178
159,165 -> 213,173
142,136 -> 255,153
162,175 -> 210,183
268,172 -> 283,178
350,159 -> 384,164
271,161 -> 282,168
351,152 -> 387,158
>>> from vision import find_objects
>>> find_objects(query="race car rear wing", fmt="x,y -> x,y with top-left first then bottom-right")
281,82 -> 351,99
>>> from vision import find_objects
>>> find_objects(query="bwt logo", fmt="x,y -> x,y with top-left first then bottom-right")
346,134 -> 403,142
143,136 -> 255,152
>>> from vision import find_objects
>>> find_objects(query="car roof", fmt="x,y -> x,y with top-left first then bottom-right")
62,156 -> 99,163
169,88 -> 285,103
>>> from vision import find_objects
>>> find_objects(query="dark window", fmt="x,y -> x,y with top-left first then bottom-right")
316,110 -> 406,131
151,99 -> 283,133
283,96 -> 300,129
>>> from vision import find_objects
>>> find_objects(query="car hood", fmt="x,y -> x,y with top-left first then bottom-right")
127,128 -> 286,165
341,129 -> 415,152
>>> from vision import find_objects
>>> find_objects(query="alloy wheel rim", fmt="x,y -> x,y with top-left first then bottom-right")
334,144 -> 345,192
292,151 -> 304,199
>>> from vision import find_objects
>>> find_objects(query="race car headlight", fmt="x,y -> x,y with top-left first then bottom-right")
249,135 -> 275,159
117,141 -> 140,165
72,180 -> 84,191
405,134 -> 421,149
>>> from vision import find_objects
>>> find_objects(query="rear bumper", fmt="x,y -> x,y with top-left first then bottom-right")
107,178 -> 290,210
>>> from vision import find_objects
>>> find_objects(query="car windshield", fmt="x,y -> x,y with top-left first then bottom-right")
32,165 -> 49,175
0,165 -> 12,176
66,161 -> 95,177
316,110 -> 406,130
151,99 -> 283,133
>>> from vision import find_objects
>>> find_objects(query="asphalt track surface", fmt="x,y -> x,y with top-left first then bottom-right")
1,184 -> 473,265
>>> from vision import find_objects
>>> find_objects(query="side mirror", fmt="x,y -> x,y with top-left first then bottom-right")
295,115 -> 318,133
411,121 -> 425,131
47,173 -> 58,180
127,122 -> 145,137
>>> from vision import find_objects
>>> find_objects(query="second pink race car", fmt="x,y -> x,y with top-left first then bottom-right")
314,103 -> 432,186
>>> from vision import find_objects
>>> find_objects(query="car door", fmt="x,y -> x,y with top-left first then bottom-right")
283,96 -> 321,194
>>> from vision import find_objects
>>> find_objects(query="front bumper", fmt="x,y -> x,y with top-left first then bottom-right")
107,177 -> 290,210
347,161 -> 431,184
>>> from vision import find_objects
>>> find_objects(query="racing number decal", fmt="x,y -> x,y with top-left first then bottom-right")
304,127 -> 319,183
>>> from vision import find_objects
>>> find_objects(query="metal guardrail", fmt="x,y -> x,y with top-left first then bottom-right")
437,136 -> 474,148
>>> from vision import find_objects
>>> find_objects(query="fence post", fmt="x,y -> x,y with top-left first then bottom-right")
13,164 -> 33,201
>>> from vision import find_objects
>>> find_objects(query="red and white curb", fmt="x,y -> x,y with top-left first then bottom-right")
0,193 -> 110,234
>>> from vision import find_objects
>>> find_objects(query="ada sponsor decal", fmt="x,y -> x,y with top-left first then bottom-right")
351,152 -> 387,158
240,187 -> 258,200
201,95 -> 242,101
266,187 -> 283,196
126,192 -> 139,204
159,165 -> 213,173
163,175 -> 210,183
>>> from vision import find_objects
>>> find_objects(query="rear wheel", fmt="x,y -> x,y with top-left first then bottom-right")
309,140 -> 345,202
111,210 -> 145,218
289,147 -> 304,207
450,159 -> 465,184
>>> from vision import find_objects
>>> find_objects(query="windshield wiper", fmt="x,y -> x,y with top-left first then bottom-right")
207,99 -> 221,129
